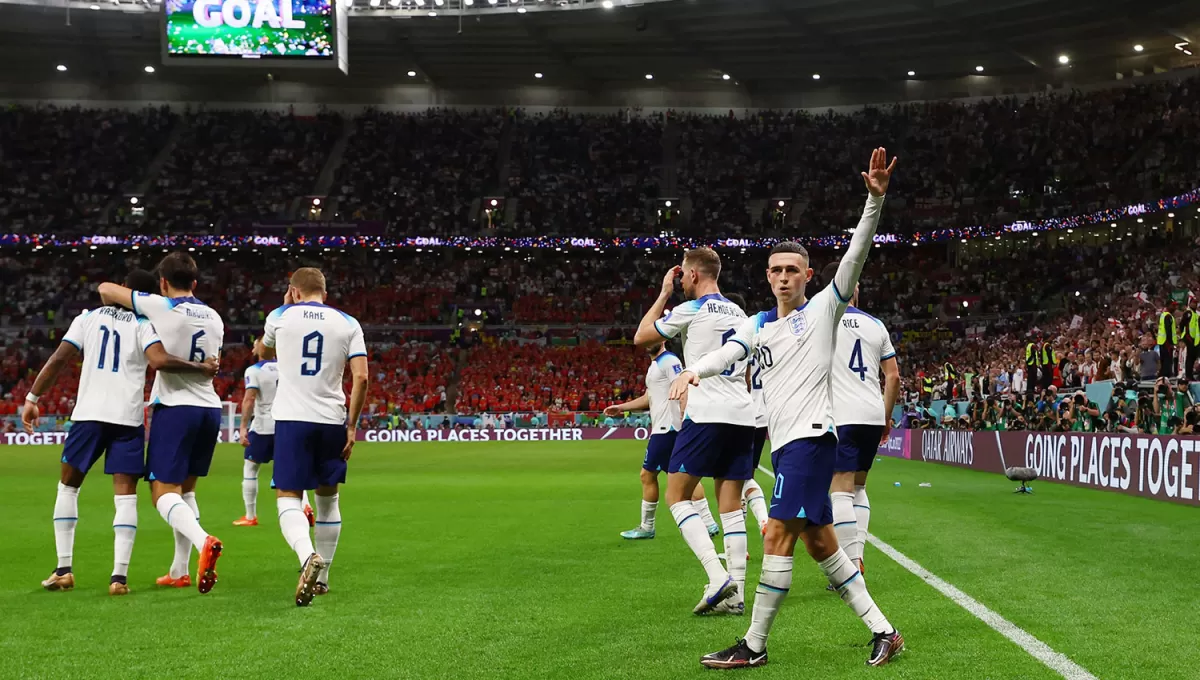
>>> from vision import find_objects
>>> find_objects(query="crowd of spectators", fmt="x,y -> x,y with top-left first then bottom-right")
332,109 -> 502,235
0,105 -> 176,233
506,110 -> 662,236
139,110 -> 342,233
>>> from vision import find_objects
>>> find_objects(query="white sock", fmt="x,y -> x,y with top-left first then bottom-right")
640,500 -> 657,531
242,460 -> 260,519
301,490 -> 311,508
831,491 -> 860,563
720,510 -> 748,604
745,554 -> 793,653
853,485 -> 871,563
743,479 -> 769,530
112,494 -> 138,579
314,494 -> 341,586
53,483 -> 80,571
819,548 -> 892,634
278,496 -> 315,566
693,496 -> 717,529
165,492 -> 201,578
669,501 -> 727,587
157,492 -> 210,555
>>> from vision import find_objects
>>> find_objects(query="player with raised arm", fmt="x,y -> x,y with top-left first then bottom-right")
633,249 -> 756,616
724,293 -> 770,535
25,269 -> 217,595
98,253 -> 226,594
262,268 -> 369,607
821,260 -> 901,584
672,148 -> 903,669
606,342 -> 721,540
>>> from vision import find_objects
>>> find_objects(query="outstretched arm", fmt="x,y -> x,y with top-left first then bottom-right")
98,282 -> 135,310
832,147 -> 897,303
604,393 -> 651,416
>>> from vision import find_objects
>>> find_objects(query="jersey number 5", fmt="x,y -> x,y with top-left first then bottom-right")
301,331 -> 324,376
719,329 -> 738,376
848,339 -> 868,381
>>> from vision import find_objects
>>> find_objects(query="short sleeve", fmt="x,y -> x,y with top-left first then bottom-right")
880,324 -> 897,361
654,301 -> 700,339
244,365 -> 260,391
137,319 -> 162,352
132,292 -> 170,320
263,307 -> 283,348
664,354 -> 684,376
347,319 -> 367,359
62,313 -> 88,351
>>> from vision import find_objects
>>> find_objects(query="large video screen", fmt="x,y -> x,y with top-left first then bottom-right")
164,0 -> 335,60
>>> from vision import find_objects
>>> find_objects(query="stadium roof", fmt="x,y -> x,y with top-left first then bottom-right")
0,0 -> 1197,92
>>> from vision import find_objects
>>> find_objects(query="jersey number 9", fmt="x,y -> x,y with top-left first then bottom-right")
301,331 -> 324,376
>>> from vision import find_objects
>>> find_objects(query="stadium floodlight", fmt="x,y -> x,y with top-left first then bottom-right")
130,197 -> 139,205
1057,54 -> 1069,65
907,70 -> 915,76
722,73 -> 730,80
812,73 -> 820,80
89,4 -> 99,9
428,10 -> 437,15
644,73 -> 653,80
601,0 -> 613,7
1137,218 -> 1144,223
517,6 -> 526,12
962,300 -> 969,308
1168,212 -> 1175,218
144,65 -> 155,73
465,0 -> 474,4
490,198 -> 499,207
415,0 -> 424,5
56,64 -> 67,72
389,0 -> 400,5
975,65 -> 984,72
474,309 -> 482,316
435,0 -> 444,4
1134,44 -> 1144,52
312,198 -> 322,206
961,238 -> 967,243
664,200 -> 672,207
534,72 -> 543,78
488,0 -> 497,4
369,0 -> 380,6
778,200 -> 785,207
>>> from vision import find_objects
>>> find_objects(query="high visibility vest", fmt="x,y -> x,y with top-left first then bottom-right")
1026,343 -> 1040,367
1188,310 -> 1200,346
1158,311 -> 1179,345
1042,343 -> 1056,366
921,378 -> 933,394
943,363 -> 957,381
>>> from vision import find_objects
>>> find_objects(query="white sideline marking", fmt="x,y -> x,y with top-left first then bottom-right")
754,464 -> 1098,680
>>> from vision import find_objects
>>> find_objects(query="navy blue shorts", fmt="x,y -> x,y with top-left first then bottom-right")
61,421 -> 145,476
768,433 -> 836,526
244,432 -> 275,464
668,420 -> 755,480
274,421 -> 348,491
753,427 -> 769,471
147,405 -> 221,484
835,424 -> 885,473
642,431 -> 677,473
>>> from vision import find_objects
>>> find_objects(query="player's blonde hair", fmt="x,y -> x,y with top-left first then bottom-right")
290,267 -> 327,296
683,247 -> 722,280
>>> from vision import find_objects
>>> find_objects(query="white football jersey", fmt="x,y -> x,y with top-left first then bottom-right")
653,293 -> 755,426
749,353 -> 768,428
687,194 -> 886,451
132,293 -> 224,408
263,302 -> 367,426
832,307 -> 896,426
62,306 -> 160,427
243,360 -> 279,435
646,351 -> 684,434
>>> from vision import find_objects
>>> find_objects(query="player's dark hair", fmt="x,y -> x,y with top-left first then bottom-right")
157,252 -> 199,291
769,241 -> 809,263
683,247 -> 722,280
820,261 -> 839,286
724,292 -> 746,312
124,269 -> 158,295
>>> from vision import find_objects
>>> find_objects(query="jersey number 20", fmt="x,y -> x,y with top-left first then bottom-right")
301,331 -> 324,376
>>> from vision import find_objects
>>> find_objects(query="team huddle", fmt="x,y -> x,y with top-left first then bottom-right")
22,256 -> 368,607
613,149 -> 904,669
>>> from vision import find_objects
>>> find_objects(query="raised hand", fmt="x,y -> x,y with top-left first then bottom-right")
669,371 -> 700,401
661,265 -> 682,297
861,147 -> 898,197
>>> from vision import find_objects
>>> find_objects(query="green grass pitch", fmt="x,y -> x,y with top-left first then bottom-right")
0,441 -> 1196,679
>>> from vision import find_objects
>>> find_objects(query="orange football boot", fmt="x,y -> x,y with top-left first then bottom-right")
196,536 -> 223,594
232,516 -> 259,527
155,573 -> 191,588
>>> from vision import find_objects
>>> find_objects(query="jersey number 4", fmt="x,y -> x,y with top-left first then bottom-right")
96,325 -> 121,373
301,331 -> 324,376
848,339 -> 869,381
